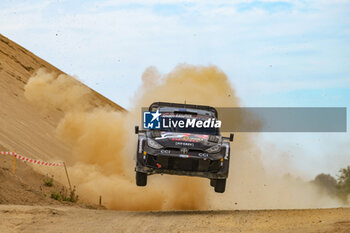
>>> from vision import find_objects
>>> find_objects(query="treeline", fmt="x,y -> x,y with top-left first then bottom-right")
312,166 -> 350,202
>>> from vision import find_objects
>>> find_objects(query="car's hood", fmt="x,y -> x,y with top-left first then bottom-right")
152,131 -> 220,150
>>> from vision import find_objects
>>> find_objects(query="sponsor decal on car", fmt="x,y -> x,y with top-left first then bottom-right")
198,153 -> 209,158
175,142 -> 194,147
160,149 -> 171,154
171,137 -> 201,142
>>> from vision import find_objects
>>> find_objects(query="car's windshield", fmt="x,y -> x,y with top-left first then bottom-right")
159,113 -> 220,135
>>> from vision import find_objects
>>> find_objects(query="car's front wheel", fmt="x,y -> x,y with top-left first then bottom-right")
214,179 -> 226,193
136,172 -> 147,186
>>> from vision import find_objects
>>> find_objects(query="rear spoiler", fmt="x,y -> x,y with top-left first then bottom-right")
149,102 -> 218,118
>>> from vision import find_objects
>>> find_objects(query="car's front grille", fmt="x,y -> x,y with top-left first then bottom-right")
162,148 -> 206,154
145,155 -> 221,172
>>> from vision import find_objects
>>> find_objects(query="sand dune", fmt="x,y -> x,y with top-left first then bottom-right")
0,33 -> 123,208
0,33 -> 123,163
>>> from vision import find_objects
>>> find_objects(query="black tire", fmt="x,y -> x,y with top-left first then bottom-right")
214,179 -> 226,193
210,179 -> 216,187
136,172 -> 147,186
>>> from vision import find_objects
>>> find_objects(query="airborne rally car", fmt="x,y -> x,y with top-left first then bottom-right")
135,102 -> 233,193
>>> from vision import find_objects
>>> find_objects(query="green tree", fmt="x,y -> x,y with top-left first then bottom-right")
337,166 -> 350,202
312,173 -> 337,195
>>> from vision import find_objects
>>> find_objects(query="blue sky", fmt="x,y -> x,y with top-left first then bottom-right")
0,0 -> 349,178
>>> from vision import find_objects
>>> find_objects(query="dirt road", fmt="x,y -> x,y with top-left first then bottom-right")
0,205 -> 349,233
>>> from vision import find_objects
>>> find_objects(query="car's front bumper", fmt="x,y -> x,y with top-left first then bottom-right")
136,146 -> 228,179
135,165 -> 228,179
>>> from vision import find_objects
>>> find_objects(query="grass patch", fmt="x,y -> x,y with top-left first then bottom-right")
43,175 -> 54,187
51,186 -> 79,203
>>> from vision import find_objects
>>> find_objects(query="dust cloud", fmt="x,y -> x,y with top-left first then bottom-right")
24,65 -> 342,210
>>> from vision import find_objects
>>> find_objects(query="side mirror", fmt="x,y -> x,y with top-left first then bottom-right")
222,133 -> 234,142
135,126 -> 139,134
229,133 -> 234,142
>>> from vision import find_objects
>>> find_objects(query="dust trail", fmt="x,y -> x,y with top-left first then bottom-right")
24,69 -> 92,112
25,65 -> 342,210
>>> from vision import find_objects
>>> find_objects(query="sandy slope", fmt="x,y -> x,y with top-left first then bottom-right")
0,33 -> 123,163
0,33 -> 124,206
0,147 -> 61,205
0,205 -> 349,233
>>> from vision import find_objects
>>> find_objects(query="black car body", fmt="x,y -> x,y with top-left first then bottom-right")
135,102 -> 233,193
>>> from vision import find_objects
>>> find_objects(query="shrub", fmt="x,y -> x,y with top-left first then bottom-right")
51,186 -> 79,203
43,175 -> 54,187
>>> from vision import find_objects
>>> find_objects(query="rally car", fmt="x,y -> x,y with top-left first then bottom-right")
135,102 -> 233,193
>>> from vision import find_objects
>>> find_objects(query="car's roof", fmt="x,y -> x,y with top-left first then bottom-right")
149,102 -> 218,118
158,107 -> 215,117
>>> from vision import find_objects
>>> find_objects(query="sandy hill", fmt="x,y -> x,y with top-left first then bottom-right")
0,143 -> 62,205
0,34 -> 123,204
0,33 -> 123,161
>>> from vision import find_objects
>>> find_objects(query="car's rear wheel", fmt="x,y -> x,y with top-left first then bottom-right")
214,179 -> 226,193
210,179 -> 216,187
136,172 -> 147,186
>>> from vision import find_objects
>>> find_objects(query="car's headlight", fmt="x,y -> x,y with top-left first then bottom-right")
208,135 -> 220,143
206,144 -> 222,153
147,138 -> 163,149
